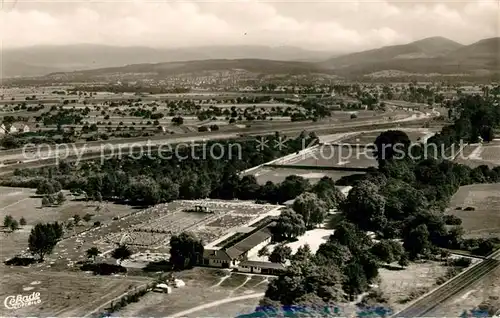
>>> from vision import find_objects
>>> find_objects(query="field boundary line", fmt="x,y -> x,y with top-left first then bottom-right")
83,282 -> 151,318
391,260 -> 484,317
239,144 -> 320,175
0,197 -> 31,211
170,292 -> 265,318
392,249 -> 500,317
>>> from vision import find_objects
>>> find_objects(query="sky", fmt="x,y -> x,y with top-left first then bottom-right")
1,0 -> 499,51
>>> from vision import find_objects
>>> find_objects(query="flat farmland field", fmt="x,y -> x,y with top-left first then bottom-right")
455,143 -> 500,168
459,144 -> 478,159
378,261 -> 450,313
0,186 -> 136,261
283,145 -> 377,168
340,132 -> 382,145
201,103 -> 294,109
115,267 -> 268,317
0,269 -> 151,317
251,166 -> 365,185
447,184 -> 500,239
478,144 -> 500,163
0,187 -> 134,227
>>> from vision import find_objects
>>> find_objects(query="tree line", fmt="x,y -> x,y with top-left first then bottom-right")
6,133 -> 318,206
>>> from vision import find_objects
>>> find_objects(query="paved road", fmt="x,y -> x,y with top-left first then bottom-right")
0,113 -> 434,175
392,249 -> 500,317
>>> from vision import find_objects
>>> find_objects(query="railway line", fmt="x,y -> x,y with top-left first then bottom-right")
393,249 -> 500,317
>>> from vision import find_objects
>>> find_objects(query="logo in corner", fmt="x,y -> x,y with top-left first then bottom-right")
4,292 -> 41,310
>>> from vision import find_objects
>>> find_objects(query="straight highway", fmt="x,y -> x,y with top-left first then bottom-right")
0,111 -> 431,165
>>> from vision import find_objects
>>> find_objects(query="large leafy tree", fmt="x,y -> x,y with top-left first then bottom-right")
158,177 -> 180,202
264,258 -> 345,306
169,232 -> 204,270
370,239 -> 404,264
374,130 -> 411,166
292,244 -> 312,263
331,221 -> 372,254
278,175 -> 310,203
3,215 -> 14,228
86,247 -> 101,263
311,177 -> 345,210
111,244 -> 132,264
343,261 -> 368,299
273,210 -> 306,241
269,244 -> 292,264
28,222 -> 64,261
403,224 -> 431,259
36,179 -> 62,195
342,180 -> 387,231
381,179 -> 428,221
292,192 -> 328,229
126,177 -> 162,206
238,175 -> 261,200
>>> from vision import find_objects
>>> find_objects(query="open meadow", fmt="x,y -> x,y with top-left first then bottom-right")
282,144 -> 377,168
0,186 -> 135,260
428,265 -> 500,317
0,268 -> 151,317
455,142 -> 500,168
0,194 -> 282,317
250,166 -> 365,185
378,261 -> 455,313
115,267 -> 268,317
446,183 -> 500,239
1,195 -> 280,270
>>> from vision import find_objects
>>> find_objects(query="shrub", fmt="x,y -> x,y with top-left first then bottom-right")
444,215 -> 462,225
447,257 -> 472,268
5,256 -> 37,266
143,260 -> 172,272
80,263 -> 127,275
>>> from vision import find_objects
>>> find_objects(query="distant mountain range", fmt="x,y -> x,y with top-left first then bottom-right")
320,37 -> 500,78
2,37 -> 499,80
319,36 -> 464,69
1,44 -> 339,78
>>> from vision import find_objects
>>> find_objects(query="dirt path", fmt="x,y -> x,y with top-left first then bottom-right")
82,281 -> 150,318
169,293 -> 265,318
0,197 -> 31,211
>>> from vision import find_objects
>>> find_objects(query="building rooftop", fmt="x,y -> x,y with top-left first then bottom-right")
226,227 -> 272,259
239,260 -> 285,270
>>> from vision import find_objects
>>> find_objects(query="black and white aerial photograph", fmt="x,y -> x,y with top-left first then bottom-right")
0,0 -> 499,317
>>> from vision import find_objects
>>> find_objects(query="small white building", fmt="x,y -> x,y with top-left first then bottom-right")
153,283 -> 172,294
0,123 -> 30,134
283,199 -> 295,208
173,279 -> 185,288
238,260 -> 285,275
13,123 -> 30,133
